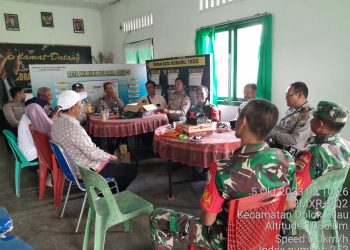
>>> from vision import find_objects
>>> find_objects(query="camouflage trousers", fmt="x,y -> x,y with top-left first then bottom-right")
150,208 -> 224,250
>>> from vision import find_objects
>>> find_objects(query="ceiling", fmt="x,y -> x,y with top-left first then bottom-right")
7,0 -> 121,10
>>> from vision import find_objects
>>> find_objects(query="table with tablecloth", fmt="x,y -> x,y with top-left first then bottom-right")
87,114 -> 169,166
87,113 -> 169,138
153,124 -> 241,198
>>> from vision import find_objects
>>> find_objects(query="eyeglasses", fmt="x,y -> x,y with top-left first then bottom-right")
285,92 -> 299,97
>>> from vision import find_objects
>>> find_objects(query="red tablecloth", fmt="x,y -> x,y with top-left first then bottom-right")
87,114 -> 169,138
153,124 -> 241,168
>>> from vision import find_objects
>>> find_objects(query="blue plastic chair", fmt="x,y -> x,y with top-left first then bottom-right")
49,141 -> 118,233
0,206 -> 13,237
0,236 -> 34,250
2,130 -> 39,198
0,207 -> 34,250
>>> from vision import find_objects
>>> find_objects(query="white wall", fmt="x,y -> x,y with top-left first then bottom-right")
101,0 -> 350,139
0,0 -> 103,60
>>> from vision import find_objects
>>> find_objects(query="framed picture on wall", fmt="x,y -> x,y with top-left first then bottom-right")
73,19 -> 84,33
41,12 -> 54,27
4,13 -> 20,31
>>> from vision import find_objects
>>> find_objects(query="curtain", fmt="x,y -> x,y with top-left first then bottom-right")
256,14 -> 272,100
195,28 -> 218,105
124,44 -> 139,63
124,39 -> 153,64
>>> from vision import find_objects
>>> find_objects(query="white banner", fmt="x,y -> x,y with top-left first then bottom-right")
29,64 -> 147,107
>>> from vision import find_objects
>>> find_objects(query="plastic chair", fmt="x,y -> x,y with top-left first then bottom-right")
0,206 -> 13,237
32,130 -> 64,208
0,206 -> 34,250
0,236 -> 34,250
188,186 -> 287,250
78,166 -> 153,250
2,130 -> 39,198
289,168 -> 349,250
49,141 -> 118,233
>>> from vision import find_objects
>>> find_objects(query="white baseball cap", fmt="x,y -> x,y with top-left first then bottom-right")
57,90 -> 87,110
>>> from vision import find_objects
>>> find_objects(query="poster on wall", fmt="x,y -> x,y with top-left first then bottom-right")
146,54 -> 211,104
29,64 -> 147,107
0,43 -> 92,92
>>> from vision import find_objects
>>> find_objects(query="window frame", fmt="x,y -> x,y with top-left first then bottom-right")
215,18 -> 263,106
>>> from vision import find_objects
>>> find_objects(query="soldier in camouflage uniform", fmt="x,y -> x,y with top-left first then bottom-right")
294,101 -> 349,220
269,82 -> 313,155
150,99 -> 296,250
161,78 -> 190,122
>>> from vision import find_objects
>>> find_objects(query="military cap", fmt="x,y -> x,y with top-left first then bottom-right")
315,101 -> 348,124
72,82 -> 84,90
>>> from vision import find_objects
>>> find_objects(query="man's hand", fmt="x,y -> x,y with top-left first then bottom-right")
4,50 -> 12,59
161,108 -> 169,114
50,106 -> 60,120
284,197 -> 296,211
200,210 -> 217,226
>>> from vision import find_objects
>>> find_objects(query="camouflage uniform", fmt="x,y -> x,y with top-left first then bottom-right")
150,143 -> 296,250
295,101 -> 349,220
167,91 -> 191,122
269,101 -> 313,151
95,95 -> 124,113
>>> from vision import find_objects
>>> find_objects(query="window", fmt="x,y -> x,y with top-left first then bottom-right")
199,0 -> 242,12
123,13 -> 153,32
196,14 -> 272,104
215,23 -> 262,103
123,38 -> 154,64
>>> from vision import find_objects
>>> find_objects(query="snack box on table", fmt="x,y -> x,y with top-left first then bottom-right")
180,123 -> 215,137
124,103 -> 158,117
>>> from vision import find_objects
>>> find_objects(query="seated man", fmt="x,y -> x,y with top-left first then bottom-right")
37,87 -> 59,120
189,85 -> 220,121
0,50 -> 20,109
138,80 -> 167,109
3,87 -> 25,134
294,101 -> 349,219
72,82 -> 93,125
51,90 -> 136,192
0,51 -> 20,148
236,83 -> 257,116
96,81 -> 124,113
269,81 -> 313,155
150,99 -> 296,250
161,77 -> 191,122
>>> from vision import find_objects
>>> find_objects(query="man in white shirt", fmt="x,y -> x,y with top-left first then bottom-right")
18,114 -> 38,162
138,80 -> 167,109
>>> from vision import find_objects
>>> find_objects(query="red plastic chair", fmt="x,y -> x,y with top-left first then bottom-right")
188,186 -> 287,250
32,130 -> 64,208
